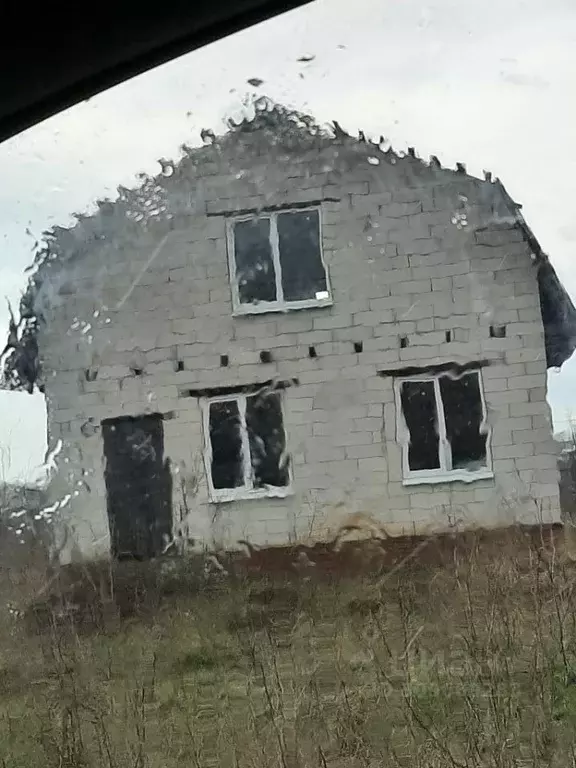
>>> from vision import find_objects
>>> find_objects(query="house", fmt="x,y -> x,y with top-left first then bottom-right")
3,100 -> 576,562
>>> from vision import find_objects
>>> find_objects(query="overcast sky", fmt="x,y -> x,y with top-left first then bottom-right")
1,0 -> 575,482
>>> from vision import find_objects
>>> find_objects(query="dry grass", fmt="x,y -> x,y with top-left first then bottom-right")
1,529 -> 576,767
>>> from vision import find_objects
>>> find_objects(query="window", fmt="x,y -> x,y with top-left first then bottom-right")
395,369 -> 492,485
202,389 -> 291,500
227,208 -> 331,313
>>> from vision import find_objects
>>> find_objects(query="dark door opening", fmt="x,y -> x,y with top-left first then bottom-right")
102,414 -> 172,560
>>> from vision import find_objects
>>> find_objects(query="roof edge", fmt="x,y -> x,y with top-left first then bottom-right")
493,179 -> 576,369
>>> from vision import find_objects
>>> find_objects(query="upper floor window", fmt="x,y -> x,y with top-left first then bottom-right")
395,369 -> 493,486
202,389 -> 291,501
227,208 -> 331,314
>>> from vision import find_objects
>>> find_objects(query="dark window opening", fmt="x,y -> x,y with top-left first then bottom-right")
206,391 -> 289,496
440,374 -> 487,470
208,400 -> 244,489
400,335 -> 409,348
354,341 -> 363,353
175,360 -> 184,372
308,345 -> 317,358
246,392 -> 289,488
260,350 -> 273,363
445,330 -> 452,343
398,370 -> 489,478
276,209 -> 327,302
220,354 -> 229,367
233,217 -> 276,305
400,380 -> 440,471
231,209 -> 328,308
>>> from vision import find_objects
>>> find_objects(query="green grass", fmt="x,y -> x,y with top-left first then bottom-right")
2,536 -> 576,767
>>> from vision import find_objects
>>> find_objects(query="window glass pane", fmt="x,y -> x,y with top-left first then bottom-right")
208,400 -> 244,489
277,210 -> 327,302
245,391 -> 289,488
233,218 -> 276,304
400,380 -> 440,471
439,373 -> 487,470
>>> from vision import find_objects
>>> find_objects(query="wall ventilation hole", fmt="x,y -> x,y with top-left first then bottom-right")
176,360 -> 184,372
220,354 -> 229,367
130,367 -> 143,377
260,350 -> 273,364
445,330 -> 452,343
353,341 -> 363,354
85,368 -> 98,382
308,346 -> 317,359
399,335 -> 409,349
490,325 -> 507,339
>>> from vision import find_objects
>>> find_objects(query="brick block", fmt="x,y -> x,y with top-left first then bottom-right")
410,492 -> 451,509
493,443 -> 534,460
358,457 -> 386,473
515,455 -> 558,471
395,280 -> 433,295
408,252 -> 447,268
525,361 -> 547,375
298,330 -> 333,344
362,350 -> 401,366
353,310 -> 394,326
494,416 -> 532,432
369,295 -> 413,311
332,431 -> 373,448
493,458 -> 515,473
387,228 -> 430,244
384,202 -> 422,217
414,331 -> 447,346
344,181 -> 370,195
483,377 -> 508,393
391,188 -> 425,204
530,485 -> 561,502
319,354 -> 358,370
483,363 -> 525,379
518,308 -> 544,322
299,369 -> 336,385
416,318 -> 435,332
400,346 -> 441,361
351,417 -> 383,433
403,238 -> 441,256
432,277 -> 452,292
289,398 -> 314,413
509,401 -> 550,417
486,390 -> 529,405
510,426 -> 552,443
306,445 -> 347,463
505,349 -> 546,364
314,314 -> 353,330
511,374 -> 546,390
346,444 -> 384,459
394,303 -> 435,321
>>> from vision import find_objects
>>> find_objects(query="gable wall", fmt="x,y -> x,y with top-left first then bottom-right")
36,136 -> 560,559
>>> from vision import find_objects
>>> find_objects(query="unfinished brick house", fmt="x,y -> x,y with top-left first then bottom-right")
4,101 -> 576,562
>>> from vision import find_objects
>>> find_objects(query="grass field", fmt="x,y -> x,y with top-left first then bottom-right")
1,528 -> 576,767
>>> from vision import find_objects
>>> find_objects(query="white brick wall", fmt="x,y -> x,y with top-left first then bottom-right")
37,133 -> 562,560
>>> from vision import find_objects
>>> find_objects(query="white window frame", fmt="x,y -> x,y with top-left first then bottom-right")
201,391 -> 293,502
226,206 -> 332,315
394,369 -> 493,486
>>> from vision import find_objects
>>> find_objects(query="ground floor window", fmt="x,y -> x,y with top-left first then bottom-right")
202,389 -> 290,501
395,369 -> 492,485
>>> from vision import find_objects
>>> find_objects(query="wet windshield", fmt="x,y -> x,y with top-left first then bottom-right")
1,1 -> 576,765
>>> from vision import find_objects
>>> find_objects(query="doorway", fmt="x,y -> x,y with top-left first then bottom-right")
102,413 -> 172,559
